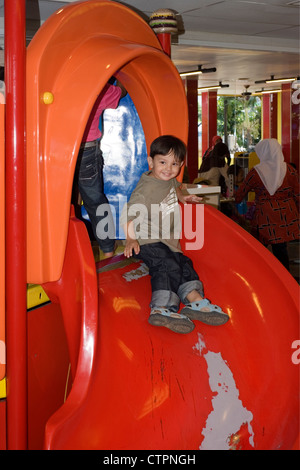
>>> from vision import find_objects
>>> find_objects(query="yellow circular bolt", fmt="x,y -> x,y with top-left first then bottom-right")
42,91 -> 54,104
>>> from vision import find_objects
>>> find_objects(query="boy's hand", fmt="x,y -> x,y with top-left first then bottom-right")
124,239 -> 140,258
181,194 -> 203,204
176,187 -> 202,204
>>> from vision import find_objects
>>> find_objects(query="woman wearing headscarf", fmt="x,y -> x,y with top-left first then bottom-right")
202,135 -> 222,161
235,138 -> 299,270
197,142 -> 230,193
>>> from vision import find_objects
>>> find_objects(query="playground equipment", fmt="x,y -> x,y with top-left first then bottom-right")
0,0 -> 299,450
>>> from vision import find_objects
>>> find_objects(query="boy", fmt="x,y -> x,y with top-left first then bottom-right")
121,135 -> 229,334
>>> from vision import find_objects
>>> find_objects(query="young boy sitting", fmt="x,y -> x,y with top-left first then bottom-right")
121,135 -> 229,334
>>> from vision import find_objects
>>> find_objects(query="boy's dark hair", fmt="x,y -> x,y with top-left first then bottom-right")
150,135 -> 186,163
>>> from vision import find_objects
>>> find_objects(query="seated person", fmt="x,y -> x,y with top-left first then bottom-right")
202,135 -> 222,160
198,142 -> 230,194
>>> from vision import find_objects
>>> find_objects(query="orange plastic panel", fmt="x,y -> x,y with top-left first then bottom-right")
44,205 -> 299,450
42,209 -> 98,380
26,0 -> 188,284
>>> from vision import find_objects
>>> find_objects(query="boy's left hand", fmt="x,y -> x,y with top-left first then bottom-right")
181,194 -> 203,204
124,238 -> 140,258
176,187 -> 202,204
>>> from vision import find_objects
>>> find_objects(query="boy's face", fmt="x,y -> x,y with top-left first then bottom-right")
147,151 -> 183,181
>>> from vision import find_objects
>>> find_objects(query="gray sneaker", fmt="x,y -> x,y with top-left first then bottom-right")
148,308 -> 195,334
181,299 -> 229,325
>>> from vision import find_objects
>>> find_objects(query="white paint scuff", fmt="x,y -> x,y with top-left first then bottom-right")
193,333 -> 254,450
122,262 -> 149,282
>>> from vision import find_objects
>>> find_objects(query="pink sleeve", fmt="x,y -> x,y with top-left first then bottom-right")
99,84 -> 122,111
82,84 -> 122,142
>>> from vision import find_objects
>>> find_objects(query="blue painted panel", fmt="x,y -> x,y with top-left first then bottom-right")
101,94 -> 148,238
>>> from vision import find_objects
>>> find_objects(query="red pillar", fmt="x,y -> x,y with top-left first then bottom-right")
263,93 -> 278,140
270,93 -> 278,139
281,83 -> 292,163
262,94 -> 271,139
201,90 -> 217,156
156,33 -> 171,57
185,79 -> 199,183
5,0 -> 27,449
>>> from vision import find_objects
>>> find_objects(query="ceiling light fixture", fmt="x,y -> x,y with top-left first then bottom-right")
198,81 -> 229,91
255,88 -> 281,94
180,64 -> 217,77
255,75 -> 298,84
266,75 -> 297,83
180,69 -> 202,78
261,89 -> 281,94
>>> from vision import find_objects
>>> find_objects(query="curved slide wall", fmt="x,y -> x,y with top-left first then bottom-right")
26,0 -> 188,284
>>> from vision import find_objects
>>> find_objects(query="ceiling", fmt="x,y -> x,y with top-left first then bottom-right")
0,0 -> 299,94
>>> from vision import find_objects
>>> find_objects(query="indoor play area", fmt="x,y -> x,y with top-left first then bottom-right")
0,0 -> 299,450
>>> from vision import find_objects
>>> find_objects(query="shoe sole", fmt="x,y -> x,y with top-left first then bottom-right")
181,307 -> 229,326
148,313 -> 195,334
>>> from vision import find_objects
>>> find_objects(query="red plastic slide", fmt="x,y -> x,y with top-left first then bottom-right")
43,204 -> 299,450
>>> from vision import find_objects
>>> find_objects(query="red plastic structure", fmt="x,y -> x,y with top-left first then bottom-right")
1,0 -> 299,450
42,204 -> 299,450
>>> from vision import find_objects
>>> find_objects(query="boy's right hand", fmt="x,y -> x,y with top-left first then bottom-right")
124,239 -> 140,258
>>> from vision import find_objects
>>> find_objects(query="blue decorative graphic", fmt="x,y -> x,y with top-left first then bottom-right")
101,93 -> 148,238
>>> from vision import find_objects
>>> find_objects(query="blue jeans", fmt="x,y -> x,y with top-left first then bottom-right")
77,142 -> 115,253
135,242 -> 204,312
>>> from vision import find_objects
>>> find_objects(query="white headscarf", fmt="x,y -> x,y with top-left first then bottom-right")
254,139 -> 287,196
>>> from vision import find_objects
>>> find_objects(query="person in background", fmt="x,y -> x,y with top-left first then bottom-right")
202,135 -> 222,161
235,138 -> 299,271
73,79 -> 126,258
220,164 -> 251,231
198,142 -> 230,194
228,164 -> 248,216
